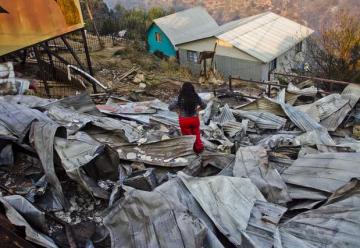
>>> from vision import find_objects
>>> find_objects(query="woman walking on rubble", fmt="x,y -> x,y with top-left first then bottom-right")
169,82 -> 207,154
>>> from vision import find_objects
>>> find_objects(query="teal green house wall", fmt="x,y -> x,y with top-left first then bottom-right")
147,24 -> 177,57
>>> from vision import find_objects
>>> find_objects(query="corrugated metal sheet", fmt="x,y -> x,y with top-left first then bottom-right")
280,178 -> 360,248
178,173 -> 286,247
212,104 -> 236,124
232,110 -> 287,130
257,134 -> 299,150
214,54 -> 265,80
29,121 -> 68,210
300,94 -> 348,120
235,97 -> 286,116
217,12 -> 314,63
282,153 -> 360,194
103,182 -> 223,248
234,146 -> 291,204
278,101 -> 335,146
54,132 -> 120,199
179,172 -> 267,247
321,83 -> 360,131
0,101 -> 52,142
46,93 -> 102,116
116,136 -> 197,167
0,95 -> 54,108
222,120 -> 248,138
153,6 -> 219,46
0,101 -> 70,209
202,121 -> 234,149
48,106 -> 141,143
0,123 -> 15,141
285,184 -> 328,202
157,177 -> 217,232
246,200 -> 287,248
287,83 -> 317,97
336,137 -> 360,152
151,110 -> 179,127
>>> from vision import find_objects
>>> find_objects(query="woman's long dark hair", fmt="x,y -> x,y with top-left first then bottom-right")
177,82 -> 199,115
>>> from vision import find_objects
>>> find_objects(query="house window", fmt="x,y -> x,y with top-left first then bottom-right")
187,50 -> 198,63
295,41 -> 303,53
269,58 -> 277,71
155,32 -> 162,42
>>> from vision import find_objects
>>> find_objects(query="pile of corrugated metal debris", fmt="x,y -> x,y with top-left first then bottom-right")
0,79 -> 360,247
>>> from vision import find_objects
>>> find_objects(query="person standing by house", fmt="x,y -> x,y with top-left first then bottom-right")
169,82 -> 207,154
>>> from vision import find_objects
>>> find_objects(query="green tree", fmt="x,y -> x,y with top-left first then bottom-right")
114,4 -> 126,17
113,4 -> 171,41
100,18 -> 119,35
146,7 -> 167,27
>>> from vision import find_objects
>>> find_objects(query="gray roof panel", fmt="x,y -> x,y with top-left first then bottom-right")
153,6 -> 219,45
216,12 -> 314,62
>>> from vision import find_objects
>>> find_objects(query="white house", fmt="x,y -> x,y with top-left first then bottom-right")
177,12 -> 314,81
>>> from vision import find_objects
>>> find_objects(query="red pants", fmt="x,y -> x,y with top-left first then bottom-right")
179,116 -> 204,154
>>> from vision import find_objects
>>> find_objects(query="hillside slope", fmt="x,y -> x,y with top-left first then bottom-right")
103,0 -> 359,29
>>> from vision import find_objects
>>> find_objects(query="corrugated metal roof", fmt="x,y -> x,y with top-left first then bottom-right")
216,12 -> 314,63
214,12 -> 270,36
153,6 -> 219,46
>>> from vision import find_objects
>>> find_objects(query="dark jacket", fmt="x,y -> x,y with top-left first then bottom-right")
168,95 -> 207,117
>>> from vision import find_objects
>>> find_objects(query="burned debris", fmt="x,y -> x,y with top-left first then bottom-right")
0,58 -> 360,248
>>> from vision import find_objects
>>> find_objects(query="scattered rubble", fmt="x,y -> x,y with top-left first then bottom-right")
0,62 -> 360,247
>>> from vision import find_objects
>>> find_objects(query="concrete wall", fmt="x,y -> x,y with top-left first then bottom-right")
147,24 -> 176,57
